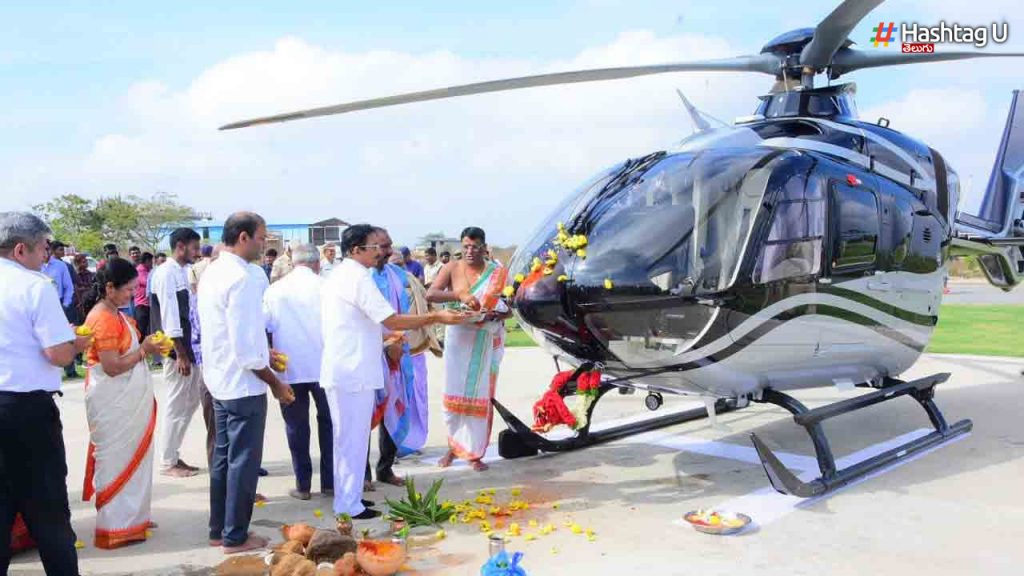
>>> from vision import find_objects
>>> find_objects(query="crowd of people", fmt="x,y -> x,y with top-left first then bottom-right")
0,210 -> 511,573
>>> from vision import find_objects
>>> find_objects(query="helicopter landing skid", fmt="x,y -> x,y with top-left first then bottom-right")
493,384 -> 736,457
749,373 -> 971,498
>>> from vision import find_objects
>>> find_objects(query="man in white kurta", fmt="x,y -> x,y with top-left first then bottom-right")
321,225 -> 468,519
321,256 -> 396,519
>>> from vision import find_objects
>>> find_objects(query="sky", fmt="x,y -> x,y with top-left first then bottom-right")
1,0 -> 1022,247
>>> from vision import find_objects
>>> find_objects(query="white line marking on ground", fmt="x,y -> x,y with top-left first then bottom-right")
681,429 -> 970,531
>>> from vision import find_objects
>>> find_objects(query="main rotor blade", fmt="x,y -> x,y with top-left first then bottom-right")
830,48 -> 1024,76
219,54 -> 780,130
801,0 -> 885,70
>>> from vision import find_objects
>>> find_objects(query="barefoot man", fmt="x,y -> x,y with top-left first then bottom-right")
427,227 -> 511,472
199,212 -> 295,553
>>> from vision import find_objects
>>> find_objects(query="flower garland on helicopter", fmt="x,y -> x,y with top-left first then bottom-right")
500,223 -> 610,433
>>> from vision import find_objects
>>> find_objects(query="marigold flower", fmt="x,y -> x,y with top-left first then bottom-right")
557,275 -> 568,283
525,533 -> 537,541
576,248 -> 587,258
511,488 -> 522,497
570,523 -> 583,534
502,286 -> 515,298
313,509 -> 322,518
604,278 -> 614,289
513,273 -> 526,284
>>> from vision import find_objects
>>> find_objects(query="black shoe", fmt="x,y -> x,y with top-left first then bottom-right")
353,508 -> 381,520
361,499 -> 374,507
258,468 -> 268,477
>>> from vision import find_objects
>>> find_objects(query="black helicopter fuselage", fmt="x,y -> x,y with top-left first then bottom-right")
510,87 -> 956,398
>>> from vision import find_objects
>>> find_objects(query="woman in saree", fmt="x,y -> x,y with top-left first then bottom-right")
82,258 -> 163,549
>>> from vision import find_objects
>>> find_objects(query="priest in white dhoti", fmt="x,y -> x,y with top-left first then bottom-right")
427,227 -> 511,472
320,224 -> 468,519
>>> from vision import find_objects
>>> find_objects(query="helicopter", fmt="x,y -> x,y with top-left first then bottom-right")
220,0 -> 1024,498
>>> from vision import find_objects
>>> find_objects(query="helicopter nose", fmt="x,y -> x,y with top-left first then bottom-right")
513,265 -> 722,366
515,270 -> 568,335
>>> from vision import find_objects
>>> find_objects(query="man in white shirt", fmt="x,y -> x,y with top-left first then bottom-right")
321,224 -> 469,519
199,212 -> 295,554
423,247 -> 443,288
263,243 -> 332,501
149,226 -> 205,477
319,243 -> 336,277
0,212 -> 91,575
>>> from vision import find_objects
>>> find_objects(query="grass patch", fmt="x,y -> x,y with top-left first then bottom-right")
505,317 -> 538,348
928,305 -> 1024,357
505,305 -> 1024,357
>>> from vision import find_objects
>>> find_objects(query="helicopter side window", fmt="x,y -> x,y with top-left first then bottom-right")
831,183 -> 880,269
754,175 -> 825,283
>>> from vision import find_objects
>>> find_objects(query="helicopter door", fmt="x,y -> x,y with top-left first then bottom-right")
818,177 -> 882,359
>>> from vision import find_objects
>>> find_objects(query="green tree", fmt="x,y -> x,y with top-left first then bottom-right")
132,191 -> 196,250
34,192 -> 197,254
33,194 -> 104,254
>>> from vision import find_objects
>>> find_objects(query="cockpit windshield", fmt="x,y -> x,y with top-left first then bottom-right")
562,147 -> 778,296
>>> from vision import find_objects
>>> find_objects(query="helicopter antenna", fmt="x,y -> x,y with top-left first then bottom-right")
675,89 -> 727,133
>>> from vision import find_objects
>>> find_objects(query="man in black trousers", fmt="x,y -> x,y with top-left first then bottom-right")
0,212 -> 91,575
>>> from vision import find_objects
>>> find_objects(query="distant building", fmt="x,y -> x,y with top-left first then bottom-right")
162,217 -> 349,250
416,232 -> 460,257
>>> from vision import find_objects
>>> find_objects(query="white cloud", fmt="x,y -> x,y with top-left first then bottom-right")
7,19 -> 1017,245
52,31 -> 764,244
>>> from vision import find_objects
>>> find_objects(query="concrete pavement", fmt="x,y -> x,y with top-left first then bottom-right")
8,348 -> 1024,575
